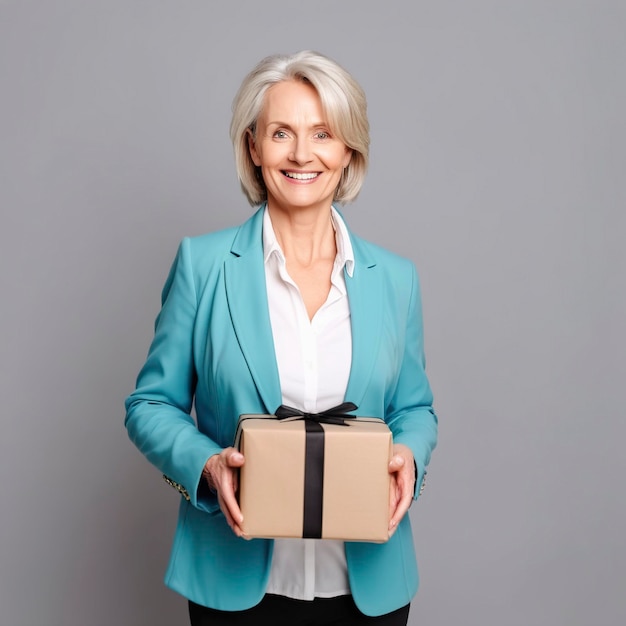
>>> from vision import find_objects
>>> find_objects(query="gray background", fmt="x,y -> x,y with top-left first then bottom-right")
1,1 -> 624,624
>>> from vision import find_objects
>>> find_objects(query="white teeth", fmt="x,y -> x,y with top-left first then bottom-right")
284,171 -> 318,180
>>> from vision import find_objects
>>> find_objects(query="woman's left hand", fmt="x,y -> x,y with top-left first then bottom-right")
388,443 -> 416,537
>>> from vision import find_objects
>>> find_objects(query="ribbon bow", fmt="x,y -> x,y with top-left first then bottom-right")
275,402 -> 358,426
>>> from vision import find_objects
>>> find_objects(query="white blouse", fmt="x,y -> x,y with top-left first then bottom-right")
262,206 -> 354,600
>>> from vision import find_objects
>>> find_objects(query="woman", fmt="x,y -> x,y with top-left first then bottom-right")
125,51 -> 438,625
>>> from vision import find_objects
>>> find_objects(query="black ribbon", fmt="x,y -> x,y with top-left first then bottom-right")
274,402 -> 357,538
275,402 -> 358,426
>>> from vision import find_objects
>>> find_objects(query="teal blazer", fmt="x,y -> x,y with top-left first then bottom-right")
125,206 -> 438,617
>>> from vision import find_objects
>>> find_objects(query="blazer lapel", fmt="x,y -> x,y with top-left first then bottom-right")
344,236 -> 384,412
224,207 -> 283,414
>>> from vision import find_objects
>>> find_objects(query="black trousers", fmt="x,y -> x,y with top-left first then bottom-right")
189,595 -> 410,626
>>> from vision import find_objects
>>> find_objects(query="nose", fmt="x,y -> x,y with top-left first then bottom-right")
290,136 -> 313,165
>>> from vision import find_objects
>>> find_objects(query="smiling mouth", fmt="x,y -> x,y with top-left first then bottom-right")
282,171 -> 320,181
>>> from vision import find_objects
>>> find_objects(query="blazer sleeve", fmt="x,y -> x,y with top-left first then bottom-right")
386,262 -> 438,501
124,238 -> 222,513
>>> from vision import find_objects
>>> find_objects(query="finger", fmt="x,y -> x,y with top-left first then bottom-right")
219,475 -> 244,526
218,493 -> 244,538
388,475 -> 400,524
388,454 -> 406,472
389,489 -> 412,531
216,472 -> 244,535
389,501 -> 410,537
223,451 -> 244,525
388,469 -> 414,533
225,449 -> 245,468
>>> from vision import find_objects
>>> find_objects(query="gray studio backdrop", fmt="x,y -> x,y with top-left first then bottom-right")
1,1 -> 624,625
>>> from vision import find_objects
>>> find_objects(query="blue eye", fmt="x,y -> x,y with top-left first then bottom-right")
273,130 -> 288,139
315,131 -> 329,140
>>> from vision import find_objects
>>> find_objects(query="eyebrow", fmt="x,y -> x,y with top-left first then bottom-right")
264,120 -> 329,128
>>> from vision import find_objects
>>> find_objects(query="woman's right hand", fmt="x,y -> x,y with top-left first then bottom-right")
203,448 -> 246,537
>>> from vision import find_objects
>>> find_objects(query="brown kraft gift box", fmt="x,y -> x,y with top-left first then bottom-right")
235,410 -> 392,542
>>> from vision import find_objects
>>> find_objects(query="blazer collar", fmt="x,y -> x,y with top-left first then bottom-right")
225,205 -> 383,416
344,235 -> 383,411
225,206 -> 283,414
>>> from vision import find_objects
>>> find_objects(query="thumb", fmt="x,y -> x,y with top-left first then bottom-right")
227,450 -> 245,467
389,454 -> 405,471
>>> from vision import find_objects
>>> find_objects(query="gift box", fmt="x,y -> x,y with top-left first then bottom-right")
235,406 -> 392,542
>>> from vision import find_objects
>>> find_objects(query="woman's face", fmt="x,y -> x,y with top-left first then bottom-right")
248,80 -> 352,215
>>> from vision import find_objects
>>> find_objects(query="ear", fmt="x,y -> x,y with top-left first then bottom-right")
247,129 -> 262,167
342,147 -> 353,169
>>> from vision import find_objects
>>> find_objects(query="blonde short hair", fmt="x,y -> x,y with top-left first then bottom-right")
230,51 -> 370,206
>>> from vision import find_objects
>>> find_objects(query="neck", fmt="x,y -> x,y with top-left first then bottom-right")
267,203 -> 336,266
